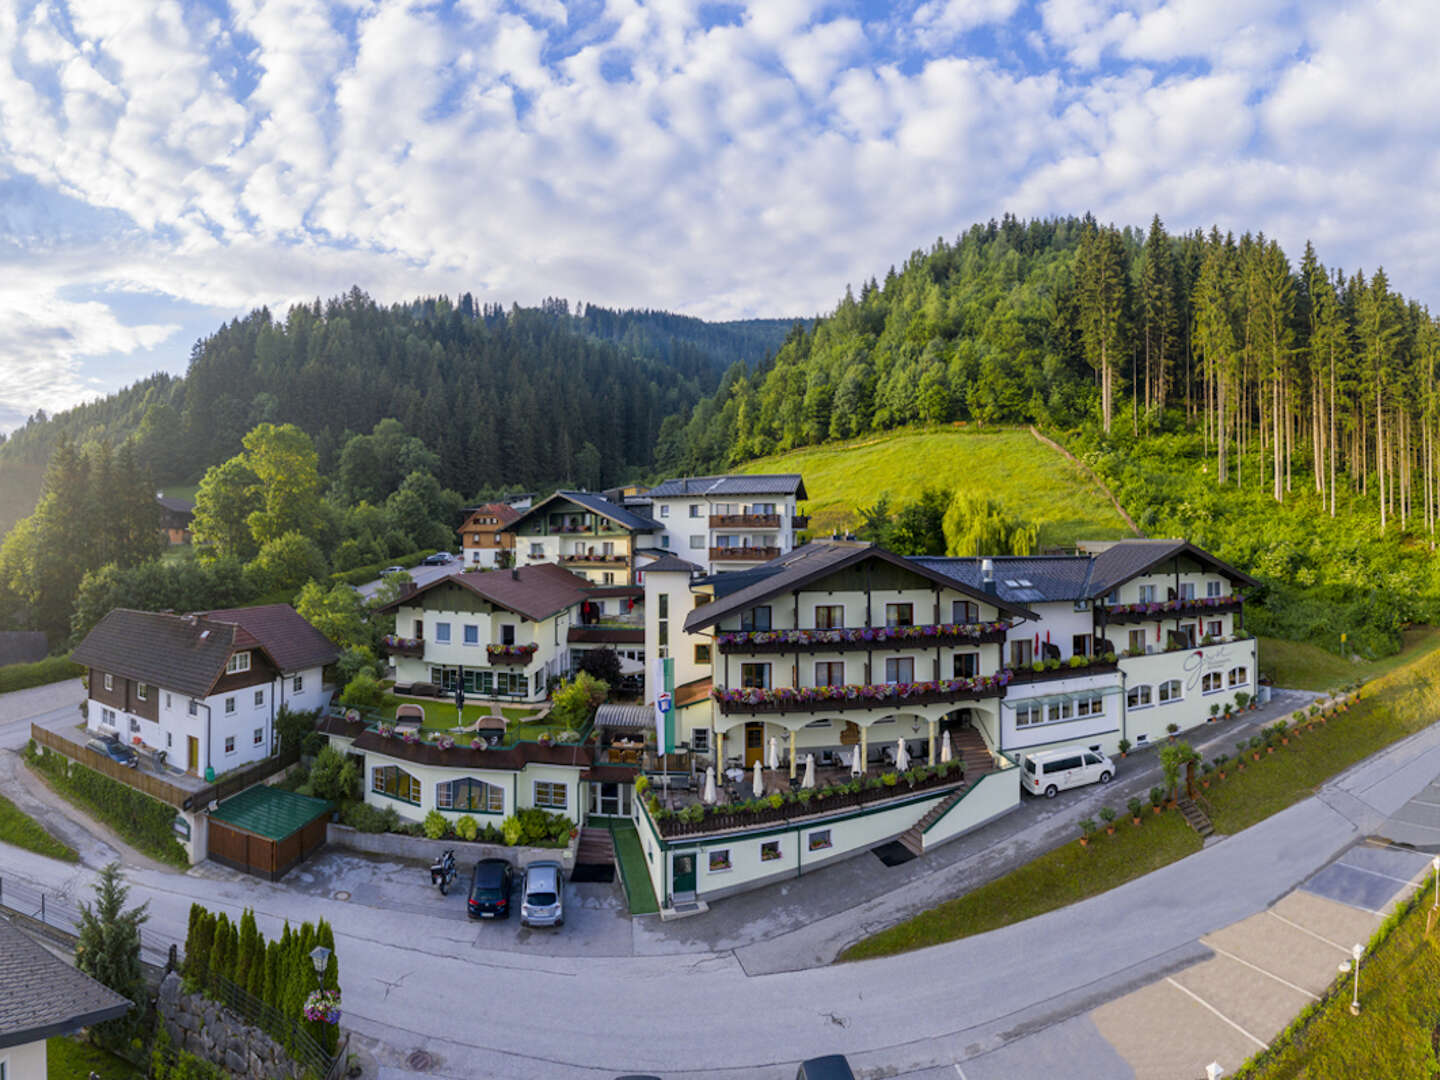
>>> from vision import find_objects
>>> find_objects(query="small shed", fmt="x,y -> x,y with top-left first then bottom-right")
207,786 -> 331,881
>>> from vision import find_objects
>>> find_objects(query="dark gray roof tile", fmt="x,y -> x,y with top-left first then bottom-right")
0,920 -> 131,1047
645,474 -> 807,499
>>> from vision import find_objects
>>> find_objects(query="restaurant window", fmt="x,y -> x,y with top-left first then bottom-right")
1072,634 -> 1091,658
1047,699 -> 1074,723
1127,685 -> 1153,709
1228,666 -> 1249,686
815,661 -> 845,686
1015,702 -> 1043,726
533,781 -> 568,810
760,840 -> 781,862
1076,694 -> 1104,717
883,657 -> 914,684
885,603 -> 914,628
373,765 -> 422,805
437,777 -> 504,813
740,663 -> 771,689
1203,672 -> 1223,693
952,600 -> 979,624
953,652 -> 978,678
1207,620 -> 1223,637
808,829 -> 832,852
814,604 -> 844,629
1158,679 -> 1182,703
740,606 -> 772,631
708,849 -> 731,872
694,643 -> 712,664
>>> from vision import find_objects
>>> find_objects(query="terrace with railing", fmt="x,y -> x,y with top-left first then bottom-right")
709,545 -> 781,562
716,621 -> 1009,654
1098,594 -> 1243,623
709,512 -> 781,529
711,672 -> 1012,715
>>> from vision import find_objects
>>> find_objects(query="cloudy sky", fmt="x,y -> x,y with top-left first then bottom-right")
0,0 -> 1436,432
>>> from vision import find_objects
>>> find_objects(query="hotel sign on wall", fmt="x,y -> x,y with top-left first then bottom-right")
1183,646 -> 1231,691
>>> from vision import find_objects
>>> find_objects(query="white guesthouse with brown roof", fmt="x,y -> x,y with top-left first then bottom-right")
71,605 -> 339,779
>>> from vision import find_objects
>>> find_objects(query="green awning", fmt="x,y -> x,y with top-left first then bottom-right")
210,785 -> 331,841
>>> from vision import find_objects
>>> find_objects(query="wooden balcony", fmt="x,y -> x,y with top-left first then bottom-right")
380,635 -> 425,658
710,545 -> 781,562
717,622 -> 1009,654
709,513 -> 781,529
793,515 -> 810,529
486,644 -> 538,666
562,552 -> 628,565
713,676 -> 1008,716
1098,596 -> 1243,624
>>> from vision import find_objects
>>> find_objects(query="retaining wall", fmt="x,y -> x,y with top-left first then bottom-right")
326,822 -> 578,870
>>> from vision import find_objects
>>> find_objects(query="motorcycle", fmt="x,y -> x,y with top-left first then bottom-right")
430,848 -> 457,895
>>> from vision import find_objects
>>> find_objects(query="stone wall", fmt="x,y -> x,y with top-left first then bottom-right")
156,971 -> 301,1080
327,821 -> 578,870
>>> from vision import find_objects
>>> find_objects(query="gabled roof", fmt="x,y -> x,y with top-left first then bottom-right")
914,556 -> 1096,604
638,554 -> 703,575
71,609 -> 268,699
155,495 -> 194,515
684,541 -> 1036,633
462,502 -> 521,527
375,563 -> 590,622
0,919 -> 131,1048
1085,539 -> 1259,598
198,604 -> 340,673
503,490 -> 662,533
645,473 -> 808,500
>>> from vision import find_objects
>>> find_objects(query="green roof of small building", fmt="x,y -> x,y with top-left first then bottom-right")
211,785 -> 331,841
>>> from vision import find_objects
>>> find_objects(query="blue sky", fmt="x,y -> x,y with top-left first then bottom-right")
1,0 -> 1437,432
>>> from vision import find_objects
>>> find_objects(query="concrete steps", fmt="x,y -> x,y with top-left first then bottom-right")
577,826 -> 616,864
899,786 -> 968,856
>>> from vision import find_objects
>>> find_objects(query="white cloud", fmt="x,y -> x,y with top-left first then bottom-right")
1,0 -> 1439,430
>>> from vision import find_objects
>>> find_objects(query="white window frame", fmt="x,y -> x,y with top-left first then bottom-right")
224,696 -> 236,714
760,839 -> 782,863
1047,699 -> 1074,723
224,735 -> 236,754
435,622 -> 451,644
1015,702 -> 1043,727
1127,685 -> 1153,709
254,689 -> 264,707
1158,679 -> 1182,703
688,535 -> 705,549
293,674 -> 303,693
1206,580 -> 1222,597
883,656 -> 914,684
103,673 -> 114,691
1228,666 -> 1249,687
808,829 -> 833,852
1137,584 -> 1157,604
226,651 -> 251,674
533,780 -> 568,810
659,503 -> 669,518
708,848 -> 731,873
136,682 -> 148,702
1179,582 -> 1196,601
691,728 -> 710,753
463,624 -> 479,646
1202,672 -> 1223,694
253,727 -> 264,745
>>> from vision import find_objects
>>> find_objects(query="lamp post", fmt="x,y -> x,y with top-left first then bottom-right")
1349,943 -> 1363,1015
309,945 -> 331,987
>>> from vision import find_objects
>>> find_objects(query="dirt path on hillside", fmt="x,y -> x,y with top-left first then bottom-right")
1029,425 -> 1143,537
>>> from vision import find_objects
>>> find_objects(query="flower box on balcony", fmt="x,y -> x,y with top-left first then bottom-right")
711,673 -> 1011,714
380,634 -> 425,657
716,621 -> 1010,653
1099,595 -> 1242,622
486,643 -> 538,665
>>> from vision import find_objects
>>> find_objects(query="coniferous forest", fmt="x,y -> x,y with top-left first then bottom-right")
4,213 -> 1440,658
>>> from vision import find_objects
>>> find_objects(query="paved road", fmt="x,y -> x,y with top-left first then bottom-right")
7,677 -> 1420,1079
353,559 -> 458,600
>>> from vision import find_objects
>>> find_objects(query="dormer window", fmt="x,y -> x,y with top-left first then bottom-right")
226,651 -> 251,675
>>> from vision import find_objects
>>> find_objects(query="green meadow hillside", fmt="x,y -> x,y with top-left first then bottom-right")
739,424 -> 1135,549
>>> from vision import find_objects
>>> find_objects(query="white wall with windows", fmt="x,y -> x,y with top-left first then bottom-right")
357,747 -> 586,826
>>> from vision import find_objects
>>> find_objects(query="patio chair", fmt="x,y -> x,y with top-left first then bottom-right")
395,704 -> 424,731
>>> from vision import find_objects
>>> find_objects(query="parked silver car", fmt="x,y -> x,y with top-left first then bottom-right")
520,861 -> 564,927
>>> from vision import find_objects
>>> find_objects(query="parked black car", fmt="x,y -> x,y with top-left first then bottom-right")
467,858 -> 514,919
86,736 -> 138,768
422,552 -> 453,566
796,1056 -> 855,1080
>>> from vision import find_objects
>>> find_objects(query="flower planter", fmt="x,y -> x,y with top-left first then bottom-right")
1218,771 -> 1227,781
1078,836 -> 1089,847
1131,817 -> 1142,826
1152,805 -> 1162,815
1105,826 -> 1115,836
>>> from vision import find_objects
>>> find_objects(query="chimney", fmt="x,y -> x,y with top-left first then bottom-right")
981,558 -> 997,594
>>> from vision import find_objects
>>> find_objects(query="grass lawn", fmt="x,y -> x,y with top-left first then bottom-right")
381,698 -> 545,737
738,424 -> 1134,548
1257,625 -> 1440,690
841,639 -> 1440,962
0,791 -> 78,862
610,820 -> 659,915
1237,871 -> 1440,1078
48,1035 -> 146,1080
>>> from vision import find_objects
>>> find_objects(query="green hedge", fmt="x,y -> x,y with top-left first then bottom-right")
25,747 -> 188,867
0,655 -> 83,694
328,549 -> 437,587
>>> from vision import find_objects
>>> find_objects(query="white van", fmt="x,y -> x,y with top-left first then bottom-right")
1022,747 -> 1115,798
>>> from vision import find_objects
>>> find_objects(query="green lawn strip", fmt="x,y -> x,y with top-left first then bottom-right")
381,699 -> 553,741
47,1035 -> 146,1080
841,813 -> 1202,961
842,642 -> 1440,962
0,790 -> 78,862
610,820 -> 659,915
738,424 -> 1132,549
1233,869 -> 1440,1079
1257,626 -> 1440,691
501,706 -> 538,722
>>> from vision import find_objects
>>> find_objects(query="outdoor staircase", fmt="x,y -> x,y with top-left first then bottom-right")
577,826 -> 616,866
1176,797 -> 1215,839
898,786 -> 968,856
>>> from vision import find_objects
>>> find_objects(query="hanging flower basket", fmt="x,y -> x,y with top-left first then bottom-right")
303,989 -> 342,1025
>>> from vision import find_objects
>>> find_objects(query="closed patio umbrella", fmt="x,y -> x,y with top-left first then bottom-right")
752,759 -> 765,799
702,766 -> 717,804
851,746 -> 865,776
895,737 -> 910,771
940,731 -> 953,764
768,735 -> 780,771
802,753 -> 816,789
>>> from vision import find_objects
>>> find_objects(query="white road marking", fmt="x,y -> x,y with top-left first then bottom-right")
1204,945 -> 1319,1000
1334,861 -> 1423,887
1164,977 -> 1268,1050
1265,910 -> 1351,953
954,1064 -> 968,1080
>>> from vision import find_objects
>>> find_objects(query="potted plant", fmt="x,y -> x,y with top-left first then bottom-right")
1078,817 -> 1097,847
1149,786 -> 1165,814
1223,700 -> 1234,719
1166,722 -> 1180,741
1250,735 -> 1264,761
1099,806 -> 1117,835
1117,738 -> 1132,759
1200,762 -> 1213,789
1214,754 -> 1228,781
1128,796 -> 1143,825
1234,691 -> 1250,711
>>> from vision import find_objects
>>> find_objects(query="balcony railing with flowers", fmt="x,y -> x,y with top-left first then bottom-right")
562,552 -> 628,564
1098,594 -> 1243,624
380,634 -> 425,658
486,642 -> 539,665
710,546 -> 781,562
712,672 -> 1011,715
716,621 -> 1009,654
